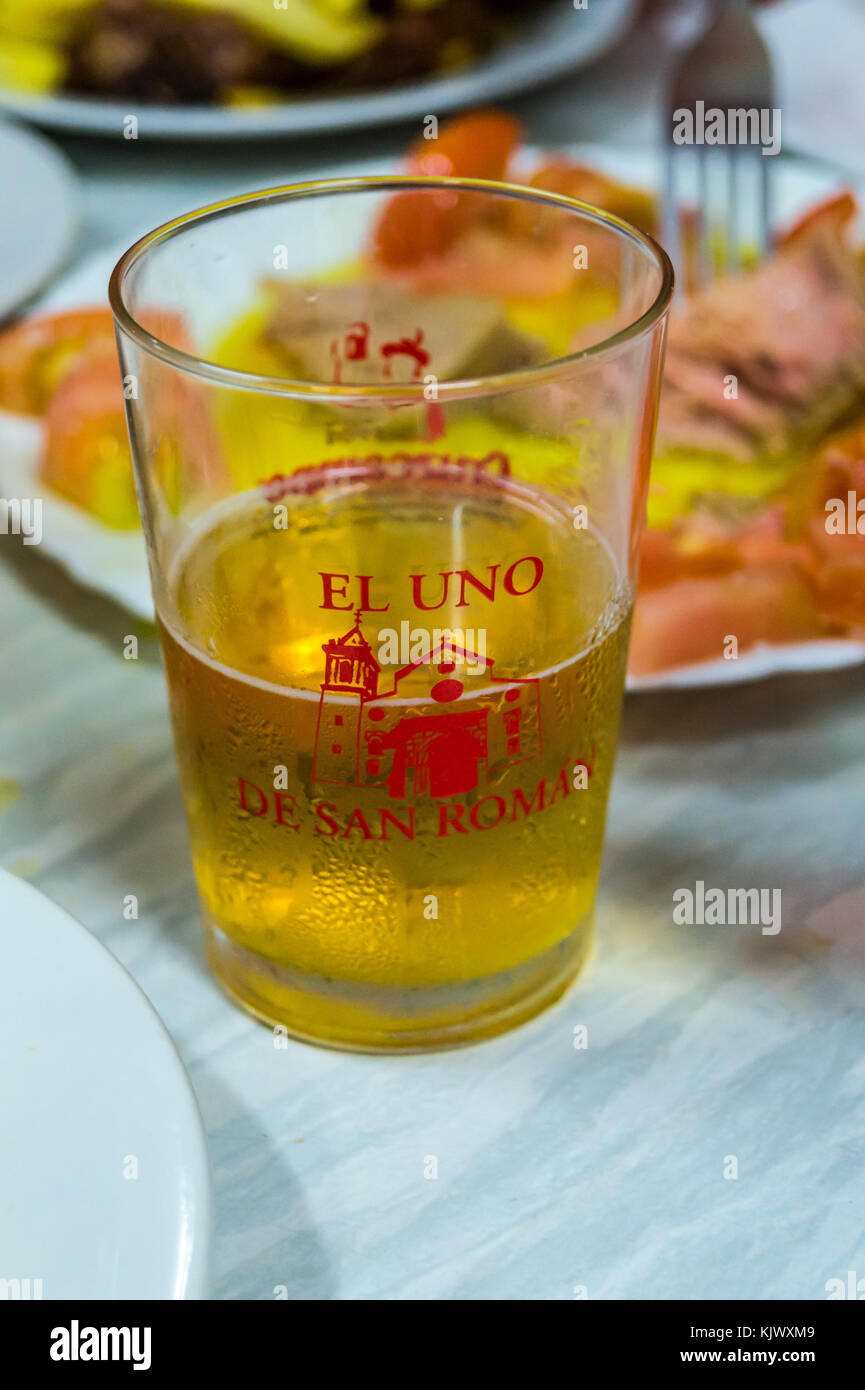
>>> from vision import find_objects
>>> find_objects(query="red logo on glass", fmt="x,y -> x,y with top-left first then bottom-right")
312,611 -> 541,800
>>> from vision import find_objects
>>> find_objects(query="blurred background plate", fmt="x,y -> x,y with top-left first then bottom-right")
0,118 -> 79,320
0,870 -> 211,1299
0,0 -> 636,140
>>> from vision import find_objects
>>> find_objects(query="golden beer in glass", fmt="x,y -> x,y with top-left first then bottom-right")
111,178 -> 671,1050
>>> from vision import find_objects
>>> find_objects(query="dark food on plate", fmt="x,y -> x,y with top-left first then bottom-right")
0,0 -> 542,105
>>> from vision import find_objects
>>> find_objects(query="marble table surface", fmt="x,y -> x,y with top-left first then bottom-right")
2,1 -> 864,1300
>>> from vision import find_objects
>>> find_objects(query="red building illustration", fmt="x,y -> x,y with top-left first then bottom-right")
311,613 -> 541,799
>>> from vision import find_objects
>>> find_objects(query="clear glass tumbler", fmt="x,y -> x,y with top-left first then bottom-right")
110,176 -> 672,1051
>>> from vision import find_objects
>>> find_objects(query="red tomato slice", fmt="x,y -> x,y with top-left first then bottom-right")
41,345 -> 139,529
371,111 -> 522,269
0,308 -> 116,415
629,565 -> 827,676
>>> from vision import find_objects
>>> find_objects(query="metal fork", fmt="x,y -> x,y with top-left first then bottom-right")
662,0 -> 775,291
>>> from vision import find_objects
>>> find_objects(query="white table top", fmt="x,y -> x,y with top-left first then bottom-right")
2,0 -> 864,1300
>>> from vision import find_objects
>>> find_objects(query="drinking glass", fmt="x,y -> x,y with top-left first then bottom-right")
110,176 -> 672,1051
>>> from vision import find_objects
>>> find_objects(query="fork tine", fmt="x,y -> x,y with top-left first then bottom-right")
757,151 -> 772,259
725,146 -> 740,276
662,0 -> 775,288
695,148 -> 713,290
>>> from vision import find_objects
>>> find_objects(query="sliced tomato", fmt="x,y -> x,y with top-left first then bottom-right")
799,423 -> 865,630
0,308 -> 116,415
371,111 -> 522,269
41,345 -> 140,529
9,302 -> 228,527
629,564 -> 827,676
638,506 -> 808,592
638,519 -> 736,591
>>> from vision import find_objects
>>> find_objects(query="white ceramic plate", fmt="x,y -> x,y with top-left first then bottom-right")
0,118 -> 80,320
0,869 -> 211,1299
1,145 -> 864,689
0,0 -> 636,140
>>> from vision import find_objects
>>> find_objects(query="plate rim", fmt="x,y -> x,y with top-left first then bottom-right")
0,0 -> 637,139
0,116 -> 80,320
0,867 -> 212,1299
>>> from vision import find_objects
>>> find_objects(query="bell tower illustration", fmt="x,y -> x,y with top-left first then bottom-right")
312,610 -> 380,786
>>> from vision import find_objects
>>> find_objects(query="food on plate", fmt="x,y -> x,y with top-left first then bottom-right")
372,113 -> 664,303
515,159 -> 657,240
372,111 -> 522,268
624,191 -> 865,675
2,109 -> 863,681
0,0 -> 546,104
0,307 -> 140,526
40,339 -> 139,528
633,193 -> 865,674
372,115 -> 651,303
657,194 -> 865,465
629,419 -> 865,676
0,304 -> 224,528
798,419 -> 865,631
0,307 -> 117,414
629,505 -> 828,676
629,564 -> 828,677
262,277 -> 544,385
369,113 -> 865,675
